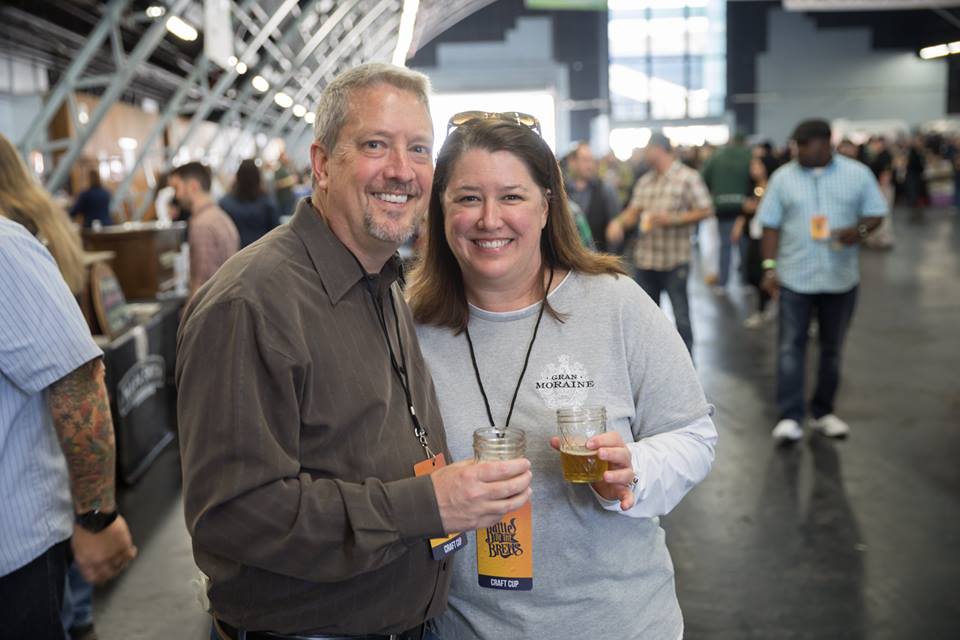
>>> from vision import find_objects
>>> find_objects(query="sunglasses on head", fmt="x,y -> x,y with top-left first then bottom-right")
446,111 -> 542,135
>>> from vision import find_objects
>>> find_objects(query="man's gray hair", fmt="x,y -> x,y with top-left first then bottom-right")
312,63 -> 432,153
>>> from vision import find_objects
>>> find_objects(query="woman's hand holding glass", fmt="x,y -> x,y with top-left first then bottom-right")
550,431 -> 637,510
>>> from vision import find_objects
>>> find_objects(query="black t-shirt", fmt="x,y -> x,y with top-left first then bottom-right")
869,150 -> 892,180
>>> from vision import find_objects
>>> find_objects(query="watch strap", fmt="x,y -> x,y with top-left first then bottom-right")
75,509 -> 118,533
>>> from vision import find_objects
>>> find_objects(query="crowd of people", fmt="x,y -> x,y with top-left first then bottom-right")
594,128 -> 956,241
0,58 -> 952,640
557,127 -> 958,331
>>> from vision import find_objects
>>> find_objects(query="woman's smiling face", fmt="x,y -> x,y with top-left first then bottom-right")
443,148 -> 548,298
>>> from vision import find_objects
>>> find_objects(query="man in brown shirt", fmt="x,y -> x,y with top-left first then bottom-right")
168,161 -> 240,296
176,63 -> 532,640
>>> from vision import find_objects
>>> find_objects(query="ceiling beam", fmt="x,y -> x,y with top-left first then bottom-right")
17,0 -> 133,157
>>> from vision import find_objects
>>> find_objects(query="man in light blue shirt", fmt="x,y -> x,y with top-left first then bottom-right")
758,119 -> 887,443
0,218 -> 136,637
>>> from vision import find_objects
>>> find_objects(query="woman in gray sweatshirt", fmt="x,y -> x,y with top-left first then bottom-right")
408,116 -> 717,640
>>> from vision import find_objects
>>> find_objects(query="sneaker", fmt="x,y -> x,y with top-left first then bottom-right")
743,312 -> 764,328
772,418 -> 803,443
762,305 -> 778,322
809,414 -> 850,438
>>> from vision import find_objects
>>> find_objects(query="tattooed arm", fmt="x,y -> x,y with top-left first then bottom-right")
48,357 -> 116,512
48,357 -> 137,583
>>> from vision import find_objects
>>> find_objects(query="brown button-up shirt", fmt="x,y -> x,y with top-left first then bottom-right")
176,199 -> 451,635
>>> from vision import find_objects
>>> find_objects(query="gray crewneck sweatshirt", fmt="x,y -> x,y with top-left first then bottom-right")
416,271 -> 713,640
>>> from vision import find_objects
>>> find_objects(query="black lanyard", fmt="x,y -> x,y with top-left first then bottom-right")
354,257 -> 434,459
464,268 -> 554,430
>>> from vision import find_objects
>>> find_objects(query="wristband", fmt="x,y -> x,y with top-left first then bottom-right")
761,259 -> 777,270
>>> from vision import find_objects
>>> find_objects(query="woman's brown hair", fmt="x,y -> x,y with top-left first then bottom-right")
407,119 -> 624,332
0,134 -> 85,294
232,159 -> 264,202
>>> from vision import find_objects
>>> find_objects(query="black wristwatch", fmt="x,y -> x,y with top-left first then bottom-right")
857,223 -> 869,239
75,509 -> 118,533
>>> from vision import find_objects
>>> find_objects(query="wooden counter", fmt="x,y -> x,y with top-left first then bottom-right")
82,222 -> 186,299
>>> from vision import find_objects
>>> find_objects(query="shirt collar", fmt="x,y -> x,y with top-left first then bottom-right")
191,201 -> 218,219
799,154 -> 837,175
656,160 -> 682,177
289,198 -> 402,305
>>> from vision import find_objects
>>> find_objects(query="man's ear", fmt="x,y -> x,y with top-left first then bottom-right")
310,141 -> 330,190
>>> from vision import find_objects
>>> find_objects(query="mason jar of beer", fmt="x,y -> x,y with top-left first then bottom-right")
472,427 -> 533,591
557,406 -> 609,483
473,427 -> 526,462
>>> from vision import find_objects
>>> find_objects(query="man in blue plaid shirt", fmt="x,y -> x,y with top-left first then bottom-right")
758,119 -> 888,444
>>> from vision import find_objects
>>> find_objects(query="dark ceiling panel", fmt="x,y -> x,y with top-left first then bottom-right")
807,7 -> 960,50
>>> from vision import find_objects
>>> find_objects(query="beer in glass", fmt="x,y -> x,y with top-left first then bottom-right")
557,407 -> 608,483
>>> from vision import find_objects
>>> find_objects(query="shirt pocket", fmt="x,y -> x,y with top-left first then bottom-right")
831,189 -> 863,225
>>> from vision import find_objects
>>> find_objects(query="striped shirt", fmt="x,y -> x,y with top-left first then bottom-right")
188,203 -> 239,296
758,156 -> 888,294
629,160 -> 713,271
0,218 -> 102,575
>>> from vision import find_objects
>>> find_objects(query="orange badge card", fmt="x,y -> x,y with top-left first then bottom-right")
413,454 -> 467,560
476,501 -> 533,591
810,214 -> 830,241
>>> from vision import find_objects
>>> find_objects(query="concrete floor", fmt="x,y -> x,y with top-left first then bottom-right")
94,207 -> 960,639
93,450 -> 208,639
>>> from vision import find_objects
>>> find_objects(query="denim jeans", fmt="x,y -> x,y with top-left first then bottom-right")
61,561 -> 95,632
717,218 -> 738,286
634,264 -> 693,354
0,540 -> 69,639
777,285 -> 858,422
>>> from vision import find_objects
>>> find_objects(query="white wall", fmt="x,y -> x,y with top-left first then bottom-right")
0,93 -> 45,144
285,17 -> 571,165
279,19 -> 570,248
0,53 -> 49,144
412,16 -> 572,151
756,8 -> 947,142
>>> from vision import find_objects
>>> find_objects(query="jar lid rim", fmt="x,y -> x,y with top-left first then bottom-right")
473,428 -> 526,446
557,405 -> 606,415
